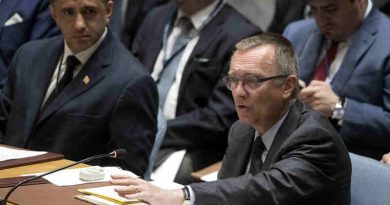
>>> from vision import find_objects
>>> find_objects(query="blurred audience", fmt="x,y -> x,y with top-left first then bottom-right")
108,0 -> 169,48
0,0 -> 59,81
131,0 -> 261,184
228,0 -> 307,32
373,0 -> 390,14
283,0 -> 390,159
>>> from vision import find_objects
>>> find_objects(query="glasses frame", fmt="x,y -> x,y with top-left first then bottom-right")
223,74 -> 289,90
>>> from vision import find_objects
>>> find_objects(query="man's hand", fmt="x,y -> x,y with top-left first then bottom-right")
299,80 -> 339,117
110,174 -> 184,205
382,152 -> 390,165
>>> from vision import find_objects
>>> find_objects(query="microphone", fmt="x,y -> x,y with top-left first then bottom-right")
0,148 -> 128,205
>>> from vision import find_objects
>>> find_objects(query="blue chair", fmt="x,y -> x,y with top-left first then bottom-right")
144,109 -> 167,180
350,152 -> 390,205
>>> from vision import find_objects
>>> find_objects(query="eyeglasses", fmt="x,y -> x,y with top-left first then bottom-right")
223,74 -> 288,90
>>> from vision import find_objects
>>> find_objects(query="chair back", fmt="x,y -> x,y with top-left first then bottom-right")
350,153 -> 390,205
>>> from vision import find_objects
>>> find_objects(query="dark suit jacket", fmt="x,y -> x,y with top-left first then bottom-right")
191,101 -> 351,205
122,0 -> 169,48
0,0 -> 59,80
132,2 -> 261,170
267,0 -> 307,33
283,8 -> 390,159
0,30 -> 158,176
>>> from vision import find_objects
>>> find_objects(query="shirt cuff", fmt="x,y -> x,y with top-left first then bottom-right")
187,186 -> 196,205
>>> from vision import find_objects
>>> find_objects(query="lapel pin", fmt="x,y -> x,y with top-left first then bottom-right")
83,75 -> 90,85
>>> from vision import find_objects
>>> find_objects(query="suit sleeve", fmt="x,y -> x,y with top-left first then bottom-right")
190,122 -> 351,205
108,75 -> 158,176
0,44 -> 21,141
340,59 -> 390,142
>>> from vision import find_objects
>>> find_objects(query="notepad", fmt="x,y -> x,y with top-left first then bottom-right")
78,181 -> 183,204
79,185 -> 139,204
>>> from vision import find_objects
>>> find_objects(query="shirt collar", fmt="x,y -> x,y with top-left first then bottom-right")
63,27 -> 108,64
365,0 -> 373,19
255,111 -> 289,151
176,0 -> 220,30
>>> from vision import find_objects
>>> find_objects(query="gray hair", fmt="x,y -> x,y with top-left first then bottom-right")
234,33 -> 300,98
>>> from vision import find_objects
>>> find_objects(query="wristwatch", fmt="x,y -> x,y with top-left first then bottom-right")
332,97 -> 345,120
182,186 -> 191,205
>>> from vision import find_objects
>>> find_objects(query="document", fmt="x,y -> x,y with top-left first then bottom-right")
75,194 -> 147,205
201,170 -> 218,182
79,185 -> 139,204
151,149 -> 186,181
78,180 -> 183,204
24,166 -> 137,186
0,146 -> 47,162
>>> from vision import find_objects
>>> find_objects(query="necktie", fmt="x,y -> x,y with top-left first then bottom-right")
43,55 -> 80,109
249,137 -> 266,175
157,17 -> 194,107
313,42 -> 338,81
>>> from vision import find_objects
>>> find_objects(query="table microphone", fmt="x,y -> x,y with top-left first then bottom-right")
0,148 -> 127,205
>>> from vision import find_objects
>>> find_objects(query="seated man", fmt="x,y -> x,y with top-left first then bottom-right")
110,33 -> 352,205
132,0 -> 261,183
0,0 -> 158,176
283,0 -> 390,159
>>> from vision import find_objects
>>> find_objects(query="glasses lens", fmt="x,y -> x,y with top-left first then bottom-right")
224,76 -> 237,90
242,76 -> 259,89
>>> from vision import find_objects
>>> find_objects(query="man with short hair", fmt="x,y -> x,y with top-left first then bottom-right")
132,0 -> 261,184
0,0 -> 158,176
283,0 -> 390,159
110,33 -> 351,205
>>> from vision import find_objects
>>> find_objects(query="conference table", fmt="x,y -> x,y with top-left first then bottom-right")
0,148 -> 110,205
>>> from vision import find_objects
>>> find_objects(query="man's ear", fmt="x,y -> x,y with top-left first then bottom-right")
105,0 -> 114,24
49,5 -> 57,23
282,75 -> 298,99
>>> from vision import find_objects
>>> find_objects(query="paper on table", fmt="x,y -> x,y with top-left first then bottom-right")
78,181 -> 183,204
75,194 -> 148,205
0,146 -> 47,162
24,166 -> 137,186
79,185 -> 139,204
201,171 -> 218,182
151,149 -> 186,181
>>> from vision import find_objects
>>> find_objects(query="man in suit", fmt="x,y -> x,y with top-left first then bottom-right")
0,0 -> 60,81
0,0 -> 158,176
110,33 -> 351,205
132,0 -> 260,183
283,0 -> 390,159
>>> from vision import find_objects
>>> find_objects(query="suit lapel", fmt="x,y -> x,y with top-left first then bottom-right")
146,3 -> 176,71
331,9 -> 379,94
0,0 -> 19,33
262,101 -> 303,170
25,37 -> 63,134
222,122 -> 255,177
36,32 -> 114,125
299,28 -> 324,85
177,6 -> 226,102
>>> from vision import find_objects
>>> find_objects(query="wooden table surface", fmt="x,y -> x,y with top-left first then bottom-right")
0,159 -> 88,178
